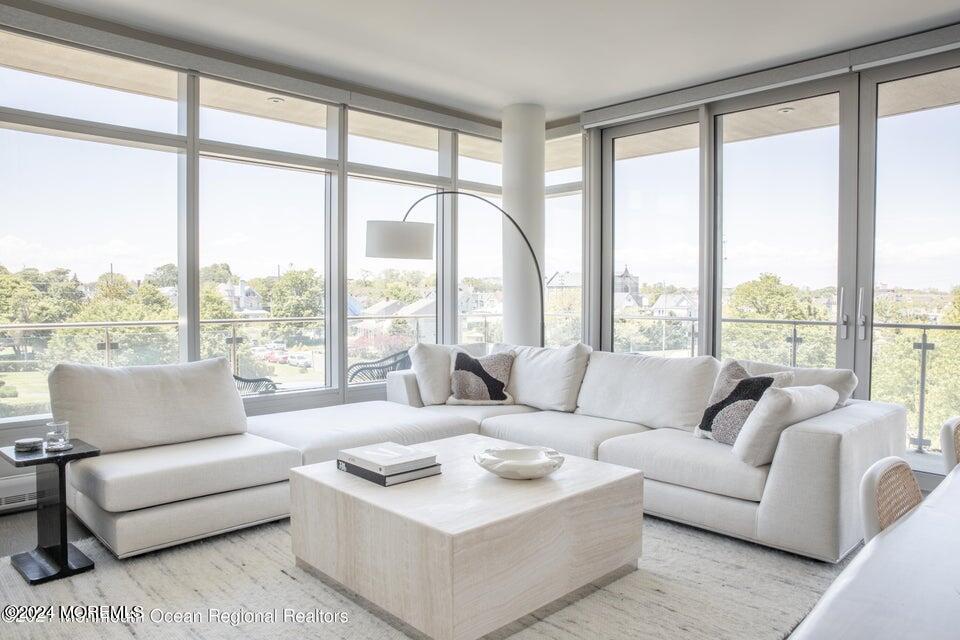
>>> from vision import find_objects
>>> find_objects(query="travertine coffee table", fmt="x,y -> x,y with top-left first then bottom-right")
290,433 -> 643,640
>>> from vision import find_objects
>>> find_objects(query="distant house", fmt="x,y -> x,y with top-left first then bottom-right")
217,283 -> 264,314
613,291 -> 644,314
362,299 -> 404,317
613,266 -> 639,296
650,292 -> 695,318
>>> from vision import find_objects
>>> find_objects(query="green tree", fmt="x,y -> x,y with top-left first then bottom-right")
200,263 -> 237,285
269,269 -> 324,318
145,263 -> 178,288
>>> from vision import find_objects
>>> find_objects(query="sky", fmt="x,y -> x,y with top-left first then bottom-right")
2,63 -> 959,299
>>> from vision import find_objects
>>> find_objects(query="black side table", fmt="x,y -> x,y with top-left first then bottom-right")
0,439 -> 100,585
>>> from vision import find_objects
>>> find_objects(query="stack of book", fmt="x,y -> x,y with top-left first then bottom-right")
337,442 -> 441,486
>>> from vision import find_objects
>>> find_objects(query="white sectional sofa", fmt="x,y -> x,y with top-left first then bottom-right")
384,344 -> 907,562
50,345 -> 905,563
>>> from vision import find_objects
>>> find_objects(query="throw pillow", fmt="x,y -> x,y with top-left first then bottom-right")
493,342 -> 591,412
695,360 -> 794,444
733,384 -> 840,466
737,360 -> 857,405
409,343 -> 463,406
448,351 -> 516,405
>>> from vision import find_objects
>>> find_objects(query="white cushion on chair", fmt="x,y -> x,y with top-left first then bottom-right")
576,351 -> 719,430
49,357 -> 247,454
68,433 -> 300,512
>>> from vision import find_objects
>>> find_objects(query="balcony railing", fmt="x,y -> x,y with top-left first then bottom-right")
4,315 -> 956,455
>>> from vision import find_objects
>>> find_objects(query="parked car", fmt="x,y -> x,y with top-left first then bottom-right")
288,353 -> 312,368
267,350 -> 288,364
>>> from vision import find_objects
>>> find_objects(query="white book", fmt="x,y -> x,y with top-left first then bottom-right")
337,442 -> 436,475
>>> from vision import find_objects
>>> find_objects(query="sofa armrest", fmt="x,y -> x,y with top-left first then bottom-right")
386,370 -> 423,407
757,400 -> 906,561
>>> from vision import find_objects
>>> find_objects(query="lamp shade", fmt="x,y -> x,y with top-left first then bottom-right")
366,220 -> 435,259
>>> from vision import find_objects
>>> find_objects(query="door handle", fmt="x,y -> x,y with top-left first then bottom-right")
838,286 -> 849,340
856,287 -> 867,341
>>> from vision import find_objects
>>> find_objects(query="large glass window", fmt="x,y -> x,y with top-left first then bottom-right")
458,135 -> 502,185
0,30 -> 178,132
719,94 -> 839,368
545,134 -> 583,186
545,192 -> 583,345
870,67 -> 960,451
347,177 -> 437,381
612,123 -> 699,356
458,194 -> 504,343
199,158 -> 327,391
0,129 -> 178,419
348,111 -> 439,174
200,78 -> 328,156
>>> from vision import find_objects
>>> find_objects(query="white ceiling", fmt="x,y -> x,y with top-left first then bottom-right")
34,0 -> 960,121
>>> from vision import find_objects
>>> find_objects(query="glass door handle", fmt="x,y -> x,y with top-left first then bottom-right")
838,286 -> 849,340
856,287 -> 867,341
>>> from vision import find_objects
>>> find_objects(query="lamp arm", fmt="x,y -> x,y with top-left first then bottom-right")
402,190 -> 545,347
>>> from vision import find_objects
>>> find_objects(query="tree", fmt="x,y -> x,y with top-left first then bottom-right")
200,284 -> 235,319
145,263 -> 178,288
269,269 -> 324,319
200,263 -> 237,285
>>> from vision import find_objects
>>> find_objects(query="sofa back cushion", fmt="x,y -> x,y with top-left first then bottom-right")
495,342 -> 591,412
49,357 -> 247,453
576,352 -> 720,429
738,360 -> 858,404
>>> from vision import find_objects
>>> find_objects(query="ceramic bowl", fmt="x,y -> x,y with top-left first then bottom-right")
473,446 -> 565,480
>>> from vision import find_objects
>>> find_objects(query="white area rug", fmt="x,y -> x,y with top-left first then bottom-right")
0,517 -> 849,640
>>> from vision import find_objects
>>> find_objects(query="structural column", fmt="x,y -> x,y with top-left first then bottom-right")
501,104 -> 545,346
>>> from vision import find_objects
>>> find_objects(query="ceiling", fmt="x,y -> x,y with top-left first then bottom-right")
30,0 -> 960,121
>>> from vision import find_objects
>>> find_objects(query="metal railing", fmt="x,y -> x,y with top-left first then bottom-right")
614,314 -> 699,356
720,317 -> 837,367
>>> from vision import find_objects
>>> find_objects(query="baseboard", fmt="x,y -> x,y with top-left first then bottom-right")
0,472 -> 37,513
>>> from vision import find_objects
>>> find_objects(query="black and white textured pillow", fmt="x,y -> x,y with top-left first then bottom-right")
695,360 -> 793,445
448,351 -> 515,405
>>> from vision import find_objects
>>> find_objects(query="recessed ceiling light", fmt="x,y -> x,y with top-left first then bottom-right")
267,96 -> 285,104
777,106 -> 795,114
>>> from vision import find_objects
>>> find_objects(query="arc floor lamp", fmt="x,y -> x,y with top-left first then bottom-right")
366,190 -> 545,347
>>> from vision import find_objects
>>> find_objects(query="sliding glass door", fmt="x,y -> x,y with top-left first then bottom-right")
603,114 -> 701,356
716,92 -> 843,368
858,58 -> 960,455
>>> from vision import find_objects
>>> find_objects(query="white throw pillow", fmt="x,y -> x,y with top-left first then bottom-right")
496,342 -> 591,411
576,352 -> 720,430
409,343 -> 462,406
738,360 -> 857,405
733,385 -> 840,466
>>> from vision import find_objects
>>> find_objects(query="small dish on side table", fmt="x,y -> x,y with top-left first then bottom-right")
474,446 -> 565,480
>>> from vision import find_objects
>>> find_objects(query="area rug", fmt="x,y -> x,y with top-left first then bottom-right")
0,517 -> 850,640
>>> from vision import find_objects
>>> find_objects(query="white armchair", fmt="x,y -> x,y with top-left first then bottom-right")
859,456 -> 922,543
941,417 -> 959,474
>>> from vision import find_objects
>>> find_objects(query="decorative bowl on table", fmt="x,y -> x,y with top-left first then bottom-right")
473,446 -> 565,480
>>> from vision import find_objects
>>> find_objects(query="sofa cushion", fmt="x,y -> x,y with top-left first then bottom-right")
409,343 -> 461,406
247,401 -> 477,465
576,352 -> 720,430
49,357 -> 247,454
739,360 -> 858,404
479,411 -> 647,459
598,429 -> 769,502
733,385 -> 840,466
422,403 -> 538,424
68,433 -> 300,512
494,342 -> 591,412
